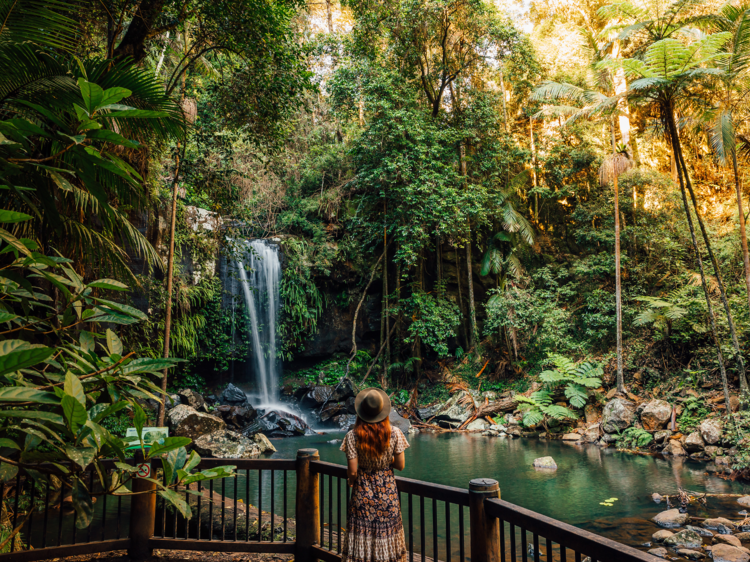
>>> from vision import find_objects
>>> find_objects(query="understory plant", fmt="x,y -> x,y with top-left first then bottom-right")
616,427 -> 654,450
516,354 -> 603,428
0,212 -> 233,528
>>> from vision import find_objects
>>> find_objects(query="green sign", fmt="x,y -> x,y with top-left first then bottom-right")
124,427 -> 169,450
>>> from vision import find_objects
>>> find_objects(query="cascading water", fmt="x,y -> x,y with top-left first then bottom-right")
235,239 -> 282,407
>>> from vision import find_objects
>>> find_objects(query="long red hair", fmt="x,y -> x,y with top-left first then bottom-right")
354,416 -> 391,462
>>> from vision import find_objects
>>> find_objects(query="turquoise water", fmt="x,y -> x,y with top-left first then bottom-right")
269,431 -> 750,551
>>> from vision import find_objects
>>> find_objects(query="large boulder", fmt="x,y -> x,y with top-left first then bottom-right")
654,430 -> 672,444
640,400 -> 672,431
216,405 -> 257,429
685,432 -> 705,452
714,536 -> 743,548
703,518 -> 738,532
601,398 -> 637,433
320,402 -> 347,423
333,414 -> 356,431
648,547 -> 668,559
167,405 -> 225,439
417,404 -> 441,420
653,509 -> 689,528
331,379 -> 356,402
389,409 -> 411,434
253,433 -> 276,454
663,439 -> 687,457
219,383 -> 250,408
193,430 -> 261,459
301,386 -> 334,408
700,418 -> 723,445
664,529 -> 702,549
433,392 -> 477,428
711,544 -> 750,562
179,389 -> 205,410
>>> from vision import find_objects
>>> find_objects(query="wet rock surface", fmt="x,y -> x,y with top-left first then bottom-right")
193,429 -> 261,458
601,398 -> 637,434
167,405 -> 226,439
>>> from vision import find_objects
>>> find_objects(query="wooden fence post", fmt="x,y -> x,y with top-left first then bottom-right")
469,478 -> 500,562
296,448 -> 321,562
128,450 -> 157,561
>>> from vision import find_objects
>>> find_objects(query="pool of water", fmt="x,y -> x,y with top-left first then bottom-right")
269,431 -> 750,550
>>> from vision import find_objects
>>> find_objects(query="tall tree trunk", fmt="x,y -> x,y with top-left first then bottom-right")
325,0 -> 334,33
665,106 -> 732,409
157,64 -> 187,427
530,117 -> 538,221
671,109 -> 748,395
611,119 -> 625,394
455,242 -> 468,350
466,226 -> 478,351
381,215 -> 389,387
499,69 -> 509,132
731,151 -> 750,316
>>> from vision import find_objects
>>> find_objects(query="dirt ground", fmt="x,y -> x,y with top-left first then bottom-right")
53,550 -> 294,562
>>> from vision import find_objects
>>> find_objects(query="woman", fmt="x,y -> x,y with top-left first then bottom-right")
340,388 -> 409,562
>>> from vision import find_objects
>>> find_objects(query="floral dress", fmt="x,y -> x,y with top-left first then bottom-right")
340,427 -> 410,562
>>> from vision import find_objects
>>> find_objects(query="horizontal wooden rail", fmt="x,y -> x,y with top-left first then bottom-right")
484,498 -> 656,562
311,460 -> 470,506
150,539 -> 296,553
2,539 -> 131,562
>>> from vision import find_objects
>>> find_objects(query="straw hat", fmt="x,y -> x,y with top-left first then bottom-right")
354,388 -> 391,424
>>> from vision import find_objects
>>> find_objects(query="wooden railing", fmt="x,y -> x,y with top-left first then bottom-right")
0,449 -> 656,562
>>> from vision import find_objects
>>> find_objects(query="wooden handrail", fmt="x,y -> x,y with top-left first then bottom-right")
311,460 -> 470,506
484,498 -> 657,561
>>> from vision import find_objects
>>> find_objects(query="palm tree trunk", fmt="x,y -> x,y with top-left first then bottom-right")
672,111 -> 748,395
732,152 -> 750,316
665,106 -> 732,409
611,120 -> 625,394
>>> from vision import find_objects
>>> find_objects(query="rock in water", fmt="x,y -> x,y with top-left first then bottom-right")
193,430 -> 261,458
562,433 -> 582,441
220,383 -> 249,407
601,398 -> 637,433
217,405 -> 257,429
319,402 -> 346,422
714,536 -> 743,548
677,549 -> 706,560
664,529 -> 702,549
652,509 -> 689,528
466,418 -> 489,431
738,496 -> 750,508
652,530 -> 673,542
703,518 -> 738,532
179,389 -> 205,410
167,405 -> 225,439
640,399 -> 672,431
253,433 -> 276,454
663,439 -> 687,456
711,544 -> 750,562
652,493 -> 664,504
647,547 -> 668,558
532,457 -> 557,470
686,525 -> 714,538
333,414 -> 356,431
417,404 -> 441,420
685,432 -> 706,452
700,418 -> 723,445
389,410 -> 411,434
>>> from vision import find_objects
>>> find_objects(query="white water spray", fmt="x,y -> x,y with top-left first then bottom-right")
236,239 -> 281,406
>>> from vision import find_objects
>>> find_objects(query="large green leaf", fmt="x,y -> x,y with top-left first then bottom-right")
106,328 -> 123,356
62,394 -> 88,433
158,489 -> 191,520
0,210 -> 33,223
146,438 -> 191,460
0,387 -> 59,404
64,372 -> 86,407
88,278 -> 129,291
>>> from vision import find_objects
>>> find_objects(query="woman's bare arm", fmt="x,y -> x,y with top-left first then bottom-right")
391,451 -> 405,471
347,458 -> 358,487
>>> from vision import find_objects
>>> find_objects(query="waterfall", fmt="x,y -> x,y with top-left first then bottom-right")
236,239 -> 282,406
